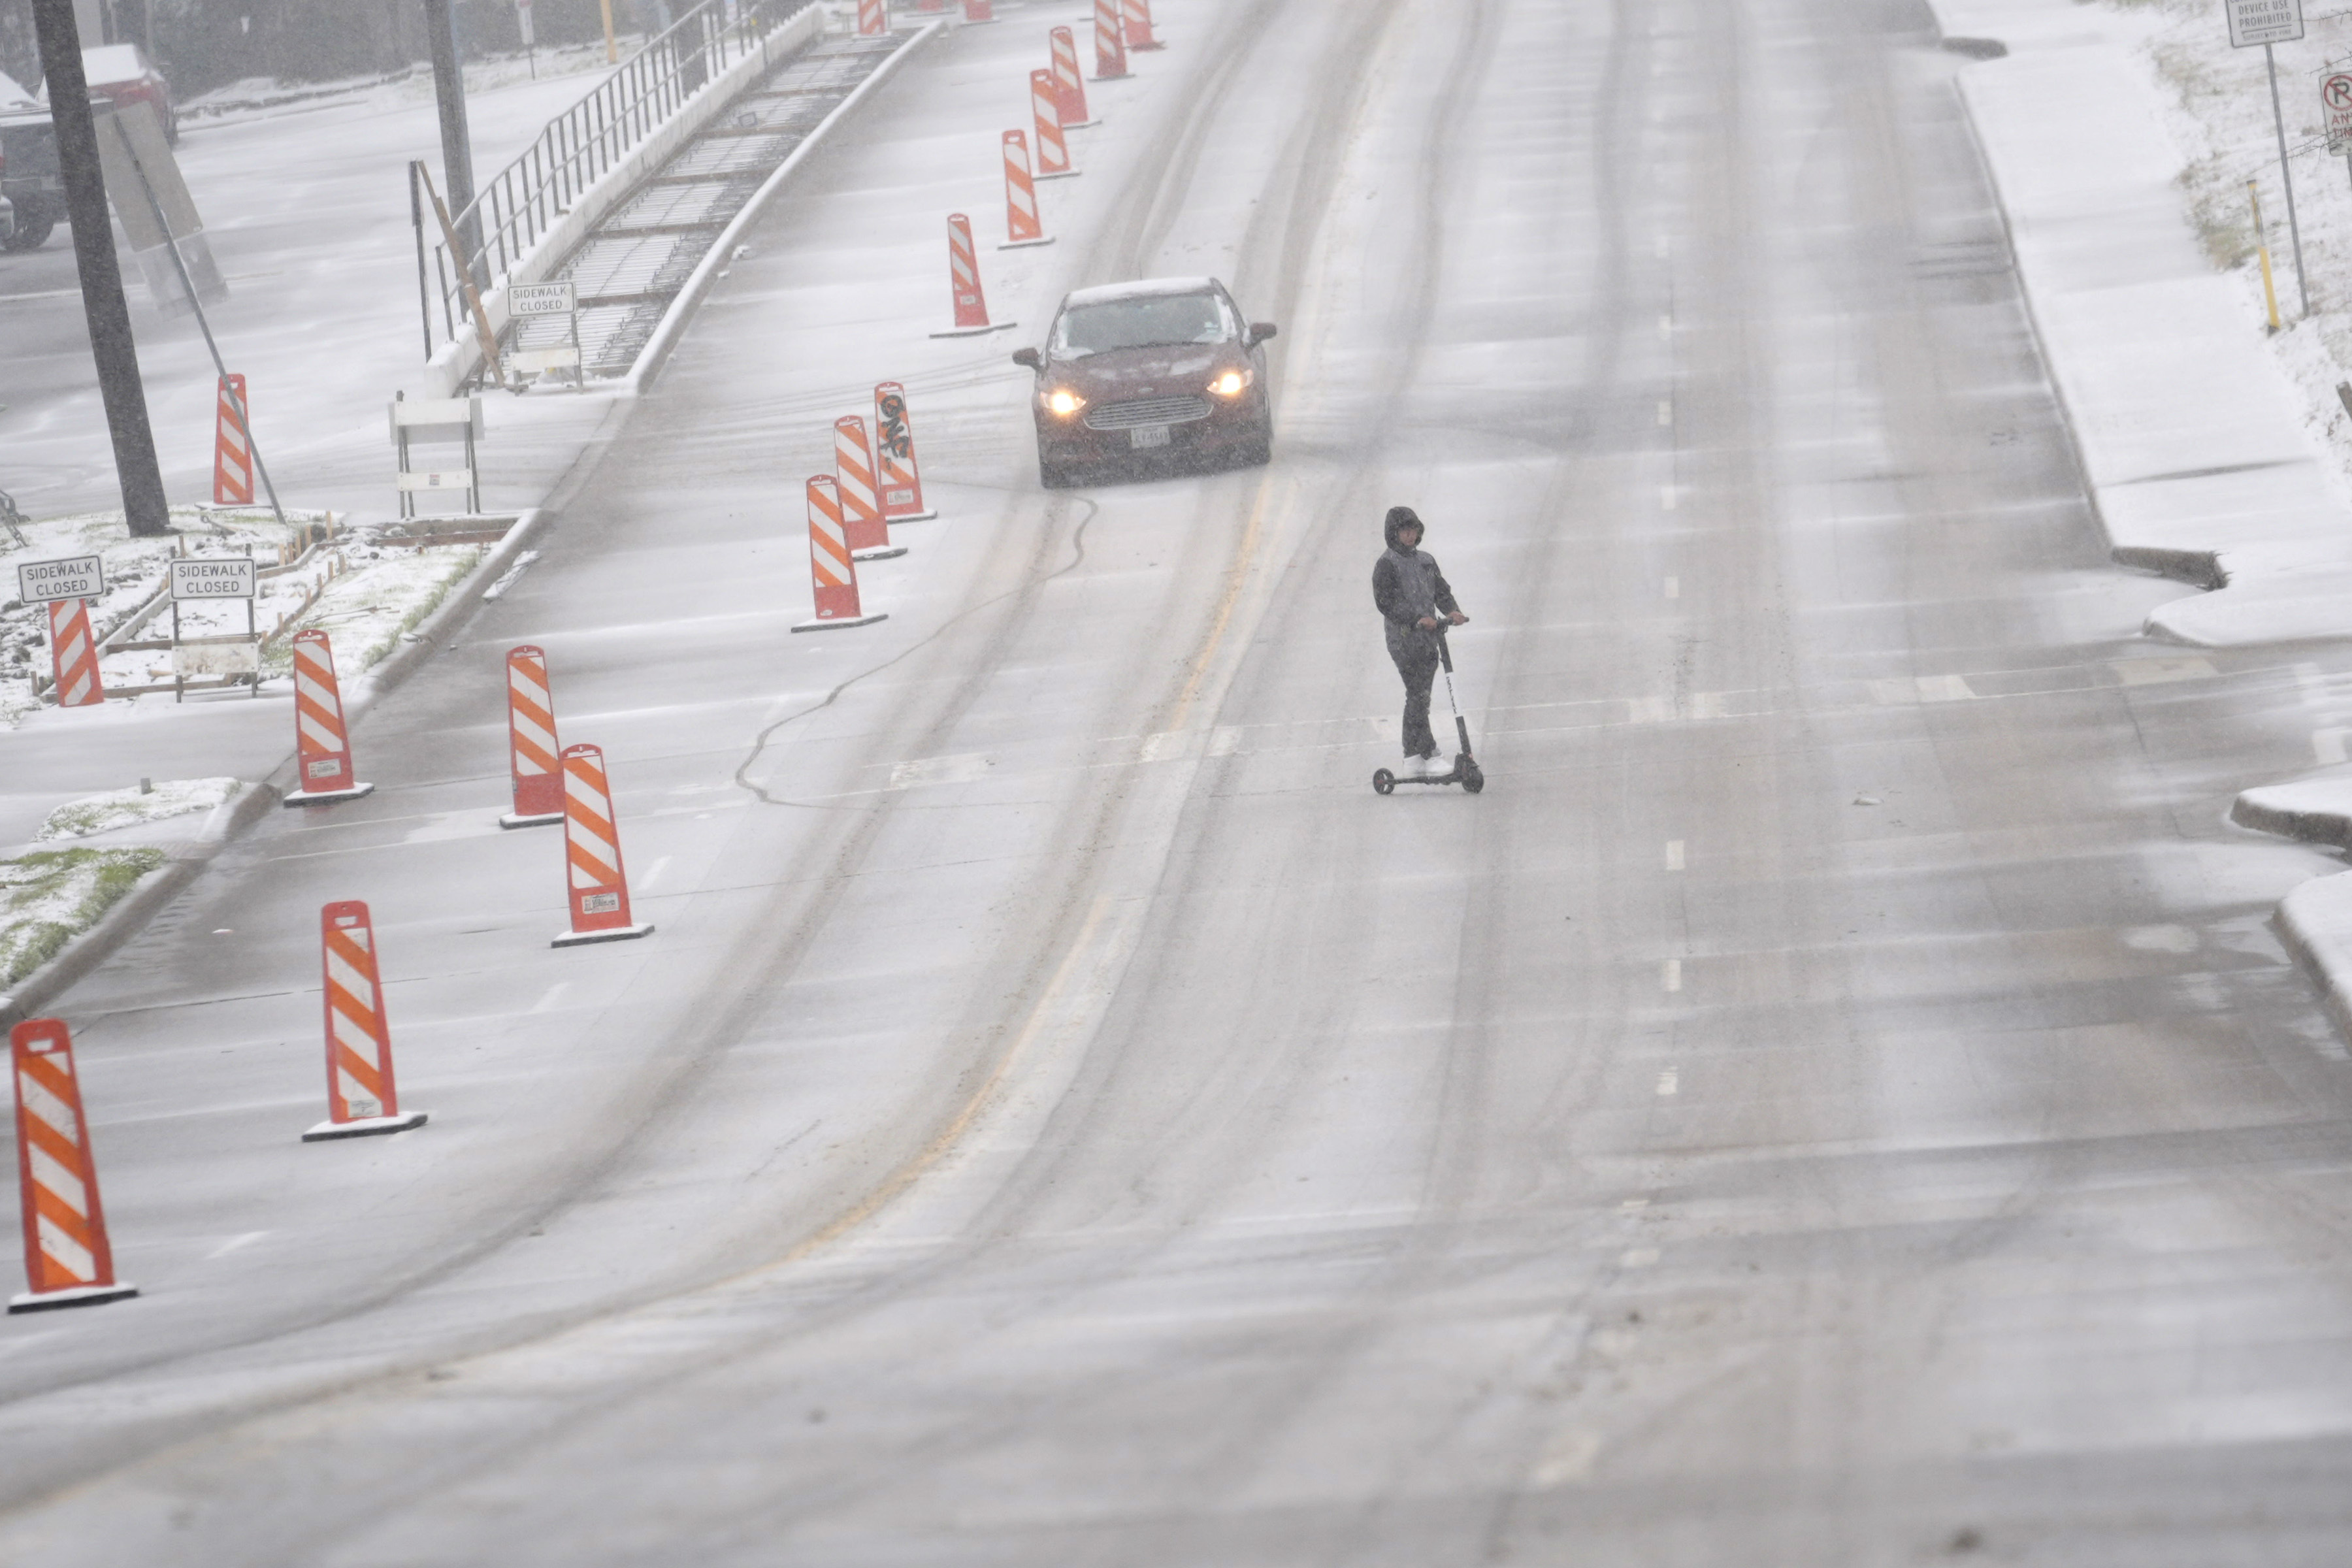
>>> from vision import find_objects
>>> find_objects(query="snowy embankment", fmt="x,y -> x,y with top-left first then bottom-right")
0,847 -> 166,990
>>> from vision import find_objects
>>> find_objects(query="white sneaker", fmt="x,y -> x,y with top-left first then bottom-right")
1407,752 -> 1443,777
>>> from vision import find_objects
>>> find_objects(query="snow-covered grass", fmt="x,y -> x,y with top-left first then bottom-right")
0,848 -> 167,990
257,541 -> 487,680
179,37 -> 649,127
2125,0 -> 2352,500
35,779 -> 241,843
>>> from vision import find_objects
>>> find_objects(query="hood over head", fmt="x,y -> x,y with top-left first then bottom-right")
1383,506 -> 1424,552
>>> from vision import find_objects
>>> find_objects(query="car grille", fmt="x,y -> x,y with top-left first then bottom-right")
1083,395 -> 1213,431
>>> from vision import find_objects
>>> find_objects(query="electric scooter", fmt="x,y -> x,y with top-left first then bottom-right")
1372,627 -> 1484,795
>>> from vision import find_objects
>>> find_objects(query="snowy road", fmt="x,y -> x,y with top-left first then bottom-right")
7,0 -> 2352,1560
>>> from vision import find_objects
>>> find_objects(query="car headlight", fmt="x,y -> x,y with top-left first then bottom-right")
1045,389 -> 1085,417
1207,368 -> 1252,399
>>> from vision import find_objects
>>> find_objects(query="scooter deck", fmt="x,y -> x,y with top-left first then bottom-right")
1371,753 -> 1485,794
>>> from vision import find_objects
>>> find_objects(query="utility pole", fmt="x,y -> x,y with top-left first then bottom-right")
422,0 -> 482,275
31,0 -> 171,538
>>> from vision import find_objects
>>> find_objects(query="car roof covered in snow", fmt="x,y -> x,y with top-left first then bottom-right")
80,45 -> 152,86
0,72 -> 37,112
1060,277 -> 1222,308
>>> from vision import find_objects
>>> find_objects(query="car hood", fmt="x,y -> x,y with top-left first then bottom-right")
1049,344 -> 1239,400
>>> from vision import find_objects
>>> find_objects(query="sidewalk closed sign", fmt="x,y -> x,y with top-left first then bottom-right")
2229,0 -> 2302,46
15,555 -> 103,604
168,558 -> 255,600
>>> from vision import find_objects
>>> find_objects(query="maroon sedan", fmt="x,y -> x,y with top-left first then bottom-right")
1013,277 -> 1276,489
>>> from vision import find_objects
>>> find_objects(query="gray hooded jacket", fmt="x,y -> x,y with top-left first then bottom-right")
1371,508 -> 1459,662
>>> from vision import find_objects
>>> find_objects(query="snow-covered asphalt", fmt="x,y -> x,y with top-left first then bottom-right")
8,0 -> 2352,1560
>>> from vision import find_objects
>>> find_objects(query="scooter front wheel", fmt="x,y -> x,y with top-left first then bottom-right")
1372,769 -> 1396,795
1460,760 -> 1484,794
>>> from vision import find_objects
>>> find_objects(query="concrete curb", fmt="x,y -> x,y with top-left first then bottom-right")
2230,778 -> 2352,852
0,779 -> 279,1031
625,18 -> 947,396
2275,872 -> 2352,1045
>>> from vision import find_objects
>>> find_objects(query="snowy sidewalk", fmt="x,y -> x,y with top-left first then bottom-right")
1933,0 -> 2352,647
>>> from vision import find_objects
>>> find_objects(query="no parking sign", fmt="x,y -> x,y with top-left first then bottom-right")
2327,73 -> 2352,155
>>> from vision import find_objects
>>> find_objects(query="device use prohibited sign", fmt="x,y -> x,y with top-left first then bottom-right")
2228,0 -> 2304,47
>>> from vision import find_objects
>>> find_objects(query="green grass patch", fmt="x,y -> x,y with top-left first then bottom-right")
0,848 -> 170,988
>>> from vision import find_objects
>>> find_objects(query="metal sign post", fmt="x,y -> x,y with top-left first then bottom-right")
2229,0 -> 2309,318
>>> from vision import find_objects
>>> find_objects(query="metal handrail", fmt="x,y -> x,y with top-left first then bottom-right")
418,0 -> 817,357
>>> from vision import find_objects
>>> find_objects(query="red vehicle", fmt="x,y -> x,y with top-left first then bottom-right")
50,44 -> 177,144
1013,277 -> 1277,489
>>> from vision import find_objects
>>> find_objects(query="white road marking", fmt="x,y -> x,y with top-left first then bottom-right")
1664,839 -> 1684,871
1619,1196 -> 1650,1211
2315,728 -> 2349,765
1661,958 -> 1682,992
1620,1247 -> 1661,1268
1869,674 -> 1974,705
1654,233 -> 1671,259
1656,1068 -> 1678,1096
529,982 -> 569,1014
1657,400 -> 1673,427
2110,655 -> 2218,686
1663,574 -> 1678,598
206,1231 -> 269,1260
1658,313 -> 1673,339
890,753 -> 992,789
1660,485 -> 1676,510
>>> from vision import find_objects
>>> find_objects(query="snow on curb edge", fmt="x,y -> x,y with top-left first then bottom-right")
0,781 -> 278,1031
2275,871 -> 2352,1045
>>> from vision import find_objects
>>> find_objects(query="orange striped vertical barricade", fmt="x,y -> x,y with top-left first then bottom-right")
1000,130 -> 1054,249
213,373 -> 254,505
794,476 -> 887,632
46,600 -> 104,709
1031,69 -> 1077,179
284,629 -> 374,805
857,0 -> 886,35
1049,27 -> 1093,125
874,382 -> 936,521
961,0 -> 993,19
501,645 -> 564,828
304,902 -> 428,1141
932,213 -> 1013,337
8,1020 -> 136,1313
834,416 -> 906,562
1094,0 -> 1130,79
553,743 -> 655,946
1122,0 -> 1162,50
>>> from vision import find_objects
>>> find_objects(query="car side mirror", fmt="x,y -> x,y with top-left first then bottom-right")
1011,347 -> 1042,369
1247,322 -> 1278,347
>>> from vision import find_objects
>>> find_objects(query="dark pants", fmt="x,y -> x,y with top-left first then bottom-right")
1391,638 -> 1439,758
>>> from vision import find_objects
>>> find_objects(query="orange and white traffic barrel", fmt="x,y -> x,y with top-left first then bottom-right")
933,213 -> 1014,337
1093,0 -> 1130,78
45,600 -> 104,710
1122,0 -> 1162,50
8,1019 -> 137,1313
1050,27 -> 1094,125
213,374 -> 254,506
284,629 -> 374,806
501,645 -> 564,828
553,743 -> 656,946
1000,129 -> 1054,248
857,0 -> 887,35
1032,69 -> 1077,179
961,0 -> 994,19
874,382 -> 937,521
304,901 -> 429,1140
834,415 -> 906,561
794,476 -> 887,632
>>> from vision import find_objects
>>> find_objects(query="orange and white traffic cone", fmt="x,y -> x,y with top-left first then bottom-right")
932,213 -> 1014,338
835,416 -> 907,561
8,1019 -> 137,1313
1122,0 -> 1162,50
961,0 -> 994,19
1093,0 -> 1130,78
1050,27 -> 1094,125
874,382 -> 937,521
500,645 -> 564,828
1031,69 -> 1077,179
213,373 -> 254,506
794,476 -> 888,632
553,743 -> 655,946
857,0 -> 887,35
284,629 -> 374,805
1001,130 -> 1054,249
45,600 -> 104,709
304,902 -> 429,1141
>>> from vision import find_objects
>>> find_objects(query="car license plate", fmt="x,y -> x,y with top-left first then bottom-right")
1130,425 -> 1170,449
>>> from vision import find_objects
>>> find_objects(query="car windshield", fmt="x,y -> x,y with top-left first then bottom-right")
1054,293 -> 1230,357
